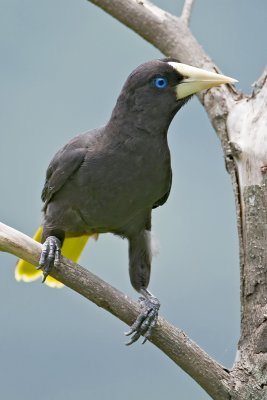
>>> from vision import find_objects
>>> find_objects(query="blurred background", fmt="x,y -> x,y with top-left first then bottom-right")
0,1 -> 266,398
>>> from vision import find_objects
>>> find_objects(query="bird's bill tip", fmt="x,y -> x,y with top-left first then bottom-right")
168,61 -> 238,99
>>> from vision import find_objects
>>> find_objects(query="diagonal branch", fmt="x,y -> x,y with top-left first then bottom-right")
88,0 -> 209,67
181,0 -> 195,25
0,221 -> 233,399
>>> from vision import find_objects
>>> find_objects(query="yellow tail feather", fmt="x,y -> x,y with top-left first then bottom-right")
15,226 -> 92,288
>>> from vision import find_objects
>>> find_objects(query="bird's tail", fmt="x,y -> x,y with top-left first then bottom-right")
15,226 -> 92,288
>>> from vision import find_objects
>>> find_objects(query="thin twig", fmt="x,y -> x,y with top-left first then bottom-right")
181,0 -> 195,25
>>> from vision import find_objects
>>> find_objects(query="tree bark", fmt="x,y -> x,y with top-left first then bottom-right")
227,68 -> 267,395
1,0 -> 267,398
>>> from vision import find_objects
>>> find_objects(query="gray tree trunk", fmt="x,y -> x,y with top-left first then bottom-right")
1,1 -> 267,398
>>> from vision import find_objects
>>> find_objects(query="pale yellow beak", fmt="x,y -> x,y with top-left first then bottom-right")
168,61 -> 238,100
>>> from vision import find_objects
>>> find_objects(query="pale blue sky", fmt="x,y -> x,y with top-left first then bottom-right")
0,1 -> 266,399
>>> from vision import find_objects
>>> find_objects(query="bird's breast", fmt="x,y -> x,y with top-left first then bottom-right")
54,135 -> 171,232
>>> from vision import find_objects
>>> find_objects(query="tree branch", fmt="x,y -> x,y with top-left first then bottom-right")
181,0 -> 195,25
88,0 -> 208,66
252,65 -> 267,96
0,221 -> 233,399
84,1 -> 267,397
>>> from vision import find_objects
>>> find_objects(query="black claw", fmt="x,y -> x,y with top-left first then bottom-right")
125,291 -> 160,346
38,236 -> 61,282
142,337 -> 148,345
125,331 -> 141,346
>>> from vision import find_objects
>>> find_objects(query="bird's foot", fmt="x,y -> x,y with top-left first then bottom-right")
37,236 -> 61,283
125,289 -> 160,346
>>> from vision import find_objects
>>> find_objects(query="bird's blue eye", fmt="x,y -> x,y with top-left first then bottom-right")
154,77 -> 168,89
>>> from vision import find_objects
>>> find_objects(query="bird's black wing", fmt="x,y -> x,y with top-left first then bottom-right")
41,139 -> 87,209
152,171 -> 172,209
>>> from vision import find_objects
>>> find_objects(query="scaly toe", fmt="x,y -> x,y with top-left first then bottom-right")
125,294 -> 160,345
38,236 -> 62,282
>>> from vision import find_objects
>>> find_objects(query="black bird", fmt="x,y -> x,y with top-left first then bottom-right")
16,58 -> 236,344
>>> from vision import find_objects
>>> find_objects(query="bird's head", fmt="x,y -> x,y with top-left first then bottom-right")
110,58 -> 237,133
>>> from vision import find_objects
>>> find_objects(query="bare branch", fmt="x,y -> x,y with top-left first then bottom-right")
252,65 -> 267,96
88,0 -> 207,66
181,0 -> 195,25
0,222 -> 233,399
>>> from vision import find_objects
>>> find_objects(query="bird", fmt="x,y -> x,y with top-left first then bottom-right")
16,58 -> 237,344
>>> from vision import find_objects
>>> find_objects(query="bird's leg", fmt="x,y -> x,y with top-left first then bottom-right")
125,288 -> 160,345
125,229 -> 160,345
37,236 -> 62,282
